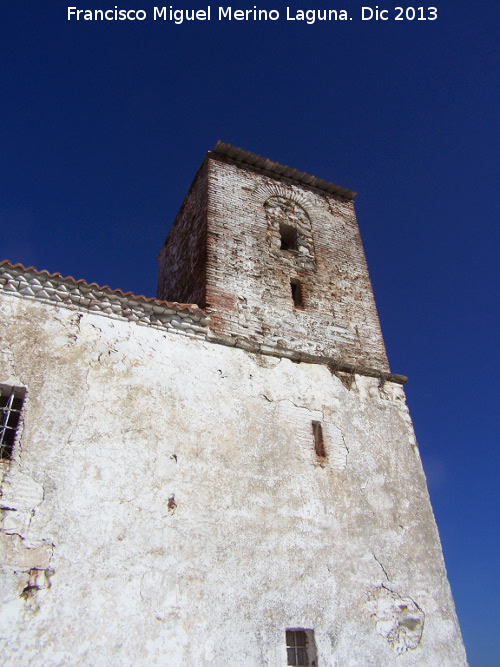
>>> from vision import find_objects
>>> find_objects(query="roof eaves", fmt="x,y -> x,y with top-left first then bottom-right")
211,141 -> 356,200
0,260 -> 201,313
0,260 -> 210,335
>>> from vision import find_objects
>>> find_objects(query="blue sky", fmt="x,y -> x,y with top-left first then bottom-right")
1,1 -> 498,663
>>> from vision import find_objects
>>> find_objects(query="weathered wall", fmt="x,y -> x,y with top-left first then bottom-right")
204,155 -> 389,371
157,160 -> 208,306
0,292 -> 466,666
157,154 -> 389,372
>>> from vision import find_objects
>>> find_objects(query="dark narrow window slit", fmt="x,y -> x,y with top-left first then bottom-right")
290,279 -> 304,309
312,421 -> 326,459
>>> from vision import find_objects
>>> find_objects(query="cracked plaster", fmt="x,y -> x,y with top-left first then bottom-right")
0,290 -> 467,665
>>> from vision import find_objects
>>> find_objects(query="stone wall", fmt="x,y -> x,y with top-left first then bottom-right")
0,291 -> 467,666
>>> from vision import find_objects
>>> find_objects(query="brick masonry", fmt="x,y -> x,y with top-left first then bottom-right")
157,160 -> 208,307
158,152 -> 390,372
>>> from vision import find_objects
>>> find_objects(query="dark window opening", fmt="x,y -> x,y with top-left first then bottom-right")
287,630 -> 307,667
291,279 -> 304,309
0,386 -> 25,460
280,223 -> 298,251
312,421 -> 327,459
286,629 -> 317,666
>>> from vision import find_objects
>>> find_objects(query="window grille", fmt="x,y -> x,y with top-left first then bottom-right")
286,630 -> 308,666
0,386 -> 25,459
286,628 -> 317,667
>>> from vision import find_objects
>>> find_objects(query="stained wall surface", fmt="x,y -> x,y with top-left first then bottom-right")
0,291 -> 467,666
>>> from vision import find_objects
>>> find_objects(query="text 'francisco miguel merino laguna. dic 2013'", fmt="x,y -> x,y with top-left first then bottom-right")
67,6 -> 439,23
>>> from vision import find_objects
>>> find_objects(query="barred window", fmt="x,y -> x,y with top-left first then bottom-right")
0,386 -> 25,459
286,629 -> 317,666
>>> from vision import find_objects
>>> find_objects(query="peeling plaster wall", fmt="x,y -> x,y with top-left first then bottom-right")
0,294 -> 466,666
204,156 -> 389,371
157,155 -> 390,372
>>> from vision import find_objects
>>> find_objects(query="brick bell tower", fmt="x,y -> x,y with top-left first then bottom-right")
158,142 -> 396,378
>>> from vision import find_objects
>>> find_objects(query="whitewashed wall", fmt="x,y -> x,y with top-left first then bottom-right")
0,293 -> 466,666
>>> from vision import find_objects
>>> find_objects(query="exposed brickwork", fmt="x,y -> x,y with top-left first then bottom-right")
158,150 -> 390,372
157,161 -> 208,306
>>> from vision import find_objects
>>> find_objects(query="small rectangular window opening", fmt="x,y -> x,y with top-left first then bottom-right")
312,421 -> 327,459
280,223 -> 298,251
286,629 -> 317,667
0,386 -> 25,460
290,279 -> 304,309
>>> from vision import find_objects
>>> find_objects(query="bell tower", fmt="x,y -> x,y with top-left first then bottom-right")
158,142 -> 391,374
